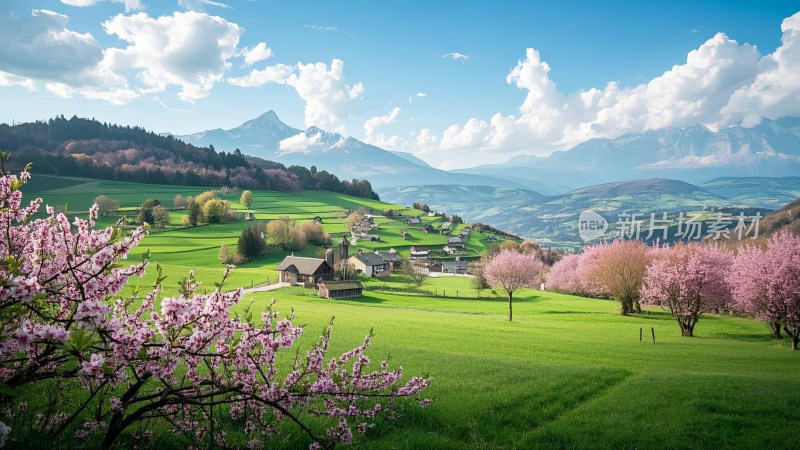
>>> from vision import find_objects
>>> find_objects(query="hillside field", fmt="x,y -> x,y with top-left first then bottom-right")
10,176 -> 800,449
224,286 -> 800,449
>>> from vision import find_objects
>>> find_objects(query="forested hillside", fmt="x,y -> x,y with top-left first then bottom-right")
0,115 -> 378,199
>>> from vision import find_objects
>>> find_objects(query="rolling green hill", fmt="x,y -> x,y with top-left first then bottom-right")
700,177 -> 800,209
380,179 -> 757,248
28,176 -> 500,292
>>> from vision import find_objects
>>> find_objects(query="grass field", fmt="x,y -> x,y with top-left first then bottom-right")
231,285 -> 800,449
29,177 -> 497,289
12,176 -> 800,449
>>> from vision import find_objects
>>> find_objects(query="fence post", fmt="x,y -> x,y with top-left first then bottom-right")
651,327 -> 656,344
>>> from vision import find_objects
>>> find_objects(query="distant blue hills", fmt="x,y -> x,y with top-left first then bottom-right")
178,112 -> 800,246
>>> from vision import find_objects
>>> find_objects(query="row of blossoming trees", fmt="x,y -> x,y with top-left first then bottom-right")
0,164 -> 429,448
546,236 -> 800,349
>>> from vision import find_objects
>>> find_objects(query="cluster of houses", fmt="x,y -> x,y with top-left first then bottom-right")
351,214 -> 381,242
275,235 -> 408,300
273,216 -> 475,300
407,248 -> 469,275
402,217 -> 437,236
444,227 -> 471,254
407,239 -> 469,275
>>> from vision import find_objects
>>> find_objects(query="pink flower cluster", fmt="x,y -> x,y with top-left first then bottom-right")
641,243 -> 732,336
0,170 -> 430,448
729,231 -> 800,349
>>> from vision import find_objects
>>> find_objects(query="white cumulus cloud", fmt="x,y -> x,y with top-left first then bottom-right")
0,9 -> 247,103
364,107 -> 401,138
0,71 -> 35,90
721,12 -> 800,123
365,133 -> 406,150
410,129 -> 439,154
229,57 -> 365,132
278,131 -> 322,154
228,63 -> 294,87
101,11 -> 243,101
0,9 -> 103,80
239,42 -> 273,66
425,12 -> 800,167
286,59 -> 364,132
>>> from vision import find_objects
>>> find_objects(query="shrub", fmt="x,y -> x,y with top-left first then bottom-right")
240,189 -> 253,208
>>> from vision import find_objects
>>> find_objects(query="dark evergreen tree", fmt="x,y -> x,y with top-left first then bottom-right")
238,223 -> 267,260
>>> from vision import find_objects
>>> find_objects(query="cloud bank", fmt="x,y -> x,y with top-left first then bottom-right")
230,58 -> 364,133
400,11 -> 800,167
0,8 -> 364,132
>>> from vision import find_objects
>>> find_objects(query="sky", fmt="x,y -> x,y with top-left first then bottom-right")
1,1 -> 799,170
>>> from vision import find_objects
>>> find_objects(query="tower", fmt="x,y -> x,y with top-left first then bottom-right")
325,248 -> 334,268
339,235 -> 349,266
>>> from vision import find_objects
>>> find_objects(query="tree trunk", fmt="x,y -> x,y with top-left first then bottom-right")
678,317 -> 695,337
769,321 -> 783,340
508,291 -> 513,322
102,415 -> 125,449
792,335 -> 798,351
634,300 -> 642,314
101,376 -> 150,449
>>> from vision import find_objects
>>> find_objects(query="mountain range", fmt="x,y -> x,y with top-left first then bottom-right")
177,112 -> 543,191
458,117 -> 800,190
179,112 -> 800,194
177,111 -> 800,246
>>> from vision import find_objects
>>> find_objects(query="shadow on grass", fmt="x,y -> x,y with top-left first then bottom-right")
714,332 -> 774,343
539,310 -> 618,316
328,295 -> 386,304
630,312 -> 674,321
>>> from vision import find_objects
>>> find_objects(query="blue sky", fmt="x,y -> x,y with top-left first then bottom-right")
1,0 -> 799,169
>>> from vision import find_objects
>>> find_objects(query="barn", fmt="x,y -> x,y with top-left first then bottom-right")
318,280 -> 363,299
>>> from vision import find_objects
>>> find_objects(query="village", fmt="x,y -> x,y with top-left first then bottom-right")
275,207 -> 475,299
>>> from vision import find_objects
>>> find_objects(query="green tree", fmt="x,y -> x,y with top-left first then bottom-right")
399,258 -> 428,288
152,205 -> 170,228
136,199 -> 160,225
299,222 -> 328,246
266,220 -> 290,247
219,243 -> 240,264
238,223 -> 267,260
240,190 -> 253,208
203,199 -> 226,224
187,198 -> 202,226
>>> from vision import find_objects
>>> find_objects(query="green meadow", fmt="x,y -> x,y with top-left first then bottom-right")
15,177 -> 800,449
237,286 -> 800,449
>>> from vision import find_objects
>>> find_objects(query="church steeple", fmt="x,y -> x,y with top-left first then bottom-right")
338,235 -> 349,266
